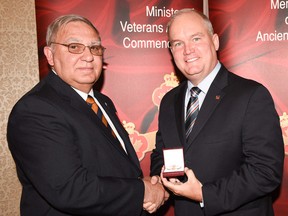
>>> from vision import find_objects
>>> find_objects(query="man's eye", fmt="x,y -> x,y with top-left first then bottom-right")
69,44 -> 81,50
173,42 -> 183,47
90,46 -> 100,51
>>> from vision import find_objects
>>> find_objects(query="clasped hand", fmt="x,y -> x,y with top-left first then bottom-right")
142,176 -> 169,213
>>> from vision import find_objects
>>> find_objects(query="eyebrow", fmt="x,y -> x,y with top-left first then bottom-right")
90,41 -> 101,45
190,32 -> 205,38
170,32 -> 205,42
64,38 -> 101,45
191,32 -> 204,37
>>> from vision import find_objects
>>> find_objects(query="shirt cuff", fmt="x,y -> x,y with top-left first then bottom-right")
200,200 -> 204,208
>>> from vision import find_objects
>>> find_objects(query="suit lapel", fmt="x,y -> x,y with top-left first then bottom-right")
45,72 -> 142,173
93,92 -> 132,156
186,66 -> 229,150
56,82 -> 116,144
175,83 -> 188,146
46,72 -> 135,160
93,92 -> 141,169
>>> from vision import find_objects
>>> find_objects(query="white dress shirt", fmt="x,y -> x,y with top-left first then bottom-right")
184,61 -> 221,119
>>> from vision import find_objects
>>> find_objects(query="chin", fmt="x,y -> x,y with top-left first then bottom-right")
185,71 -> 201,77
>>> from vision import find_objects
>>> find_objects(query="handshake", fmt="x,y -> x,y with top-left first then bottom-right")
142,167 -> 203,213
142,175 -> 170,214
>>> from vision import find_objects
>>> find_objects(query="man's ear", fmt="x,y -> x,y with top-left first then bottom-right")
44,46 -> 54,66
212,34 -> 220,51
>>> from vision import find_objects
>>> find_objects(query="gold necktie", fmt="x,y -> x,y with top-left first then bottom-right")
86,96 -> 116,138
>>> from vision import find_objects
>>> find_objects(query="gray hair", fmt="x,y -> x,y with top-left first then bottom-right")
46,14 -> 100,46
167,8 -> 214,37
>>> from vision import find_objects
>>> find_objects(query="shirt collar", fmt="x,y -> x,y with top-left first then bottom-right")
187,61 -> 221,94
72,87 -> 94,101
51,68 -> 94,101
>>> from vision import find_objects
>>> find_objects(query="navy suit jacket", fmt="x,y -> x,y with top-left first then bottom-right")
8,71 -> 145,216
151,64 -> 284,216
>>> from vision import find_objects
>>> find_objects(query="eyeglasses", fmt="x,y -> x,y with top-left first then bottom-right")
51,42 -> 106,56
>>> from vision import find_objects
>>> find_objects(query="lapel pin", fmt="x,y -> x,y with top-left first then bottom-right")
215,95 -> 221,100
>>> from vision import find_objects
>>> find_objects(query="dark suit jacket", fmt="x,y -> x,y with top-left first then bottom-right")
7,71 -> 145,216
150,64 -> 284,216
